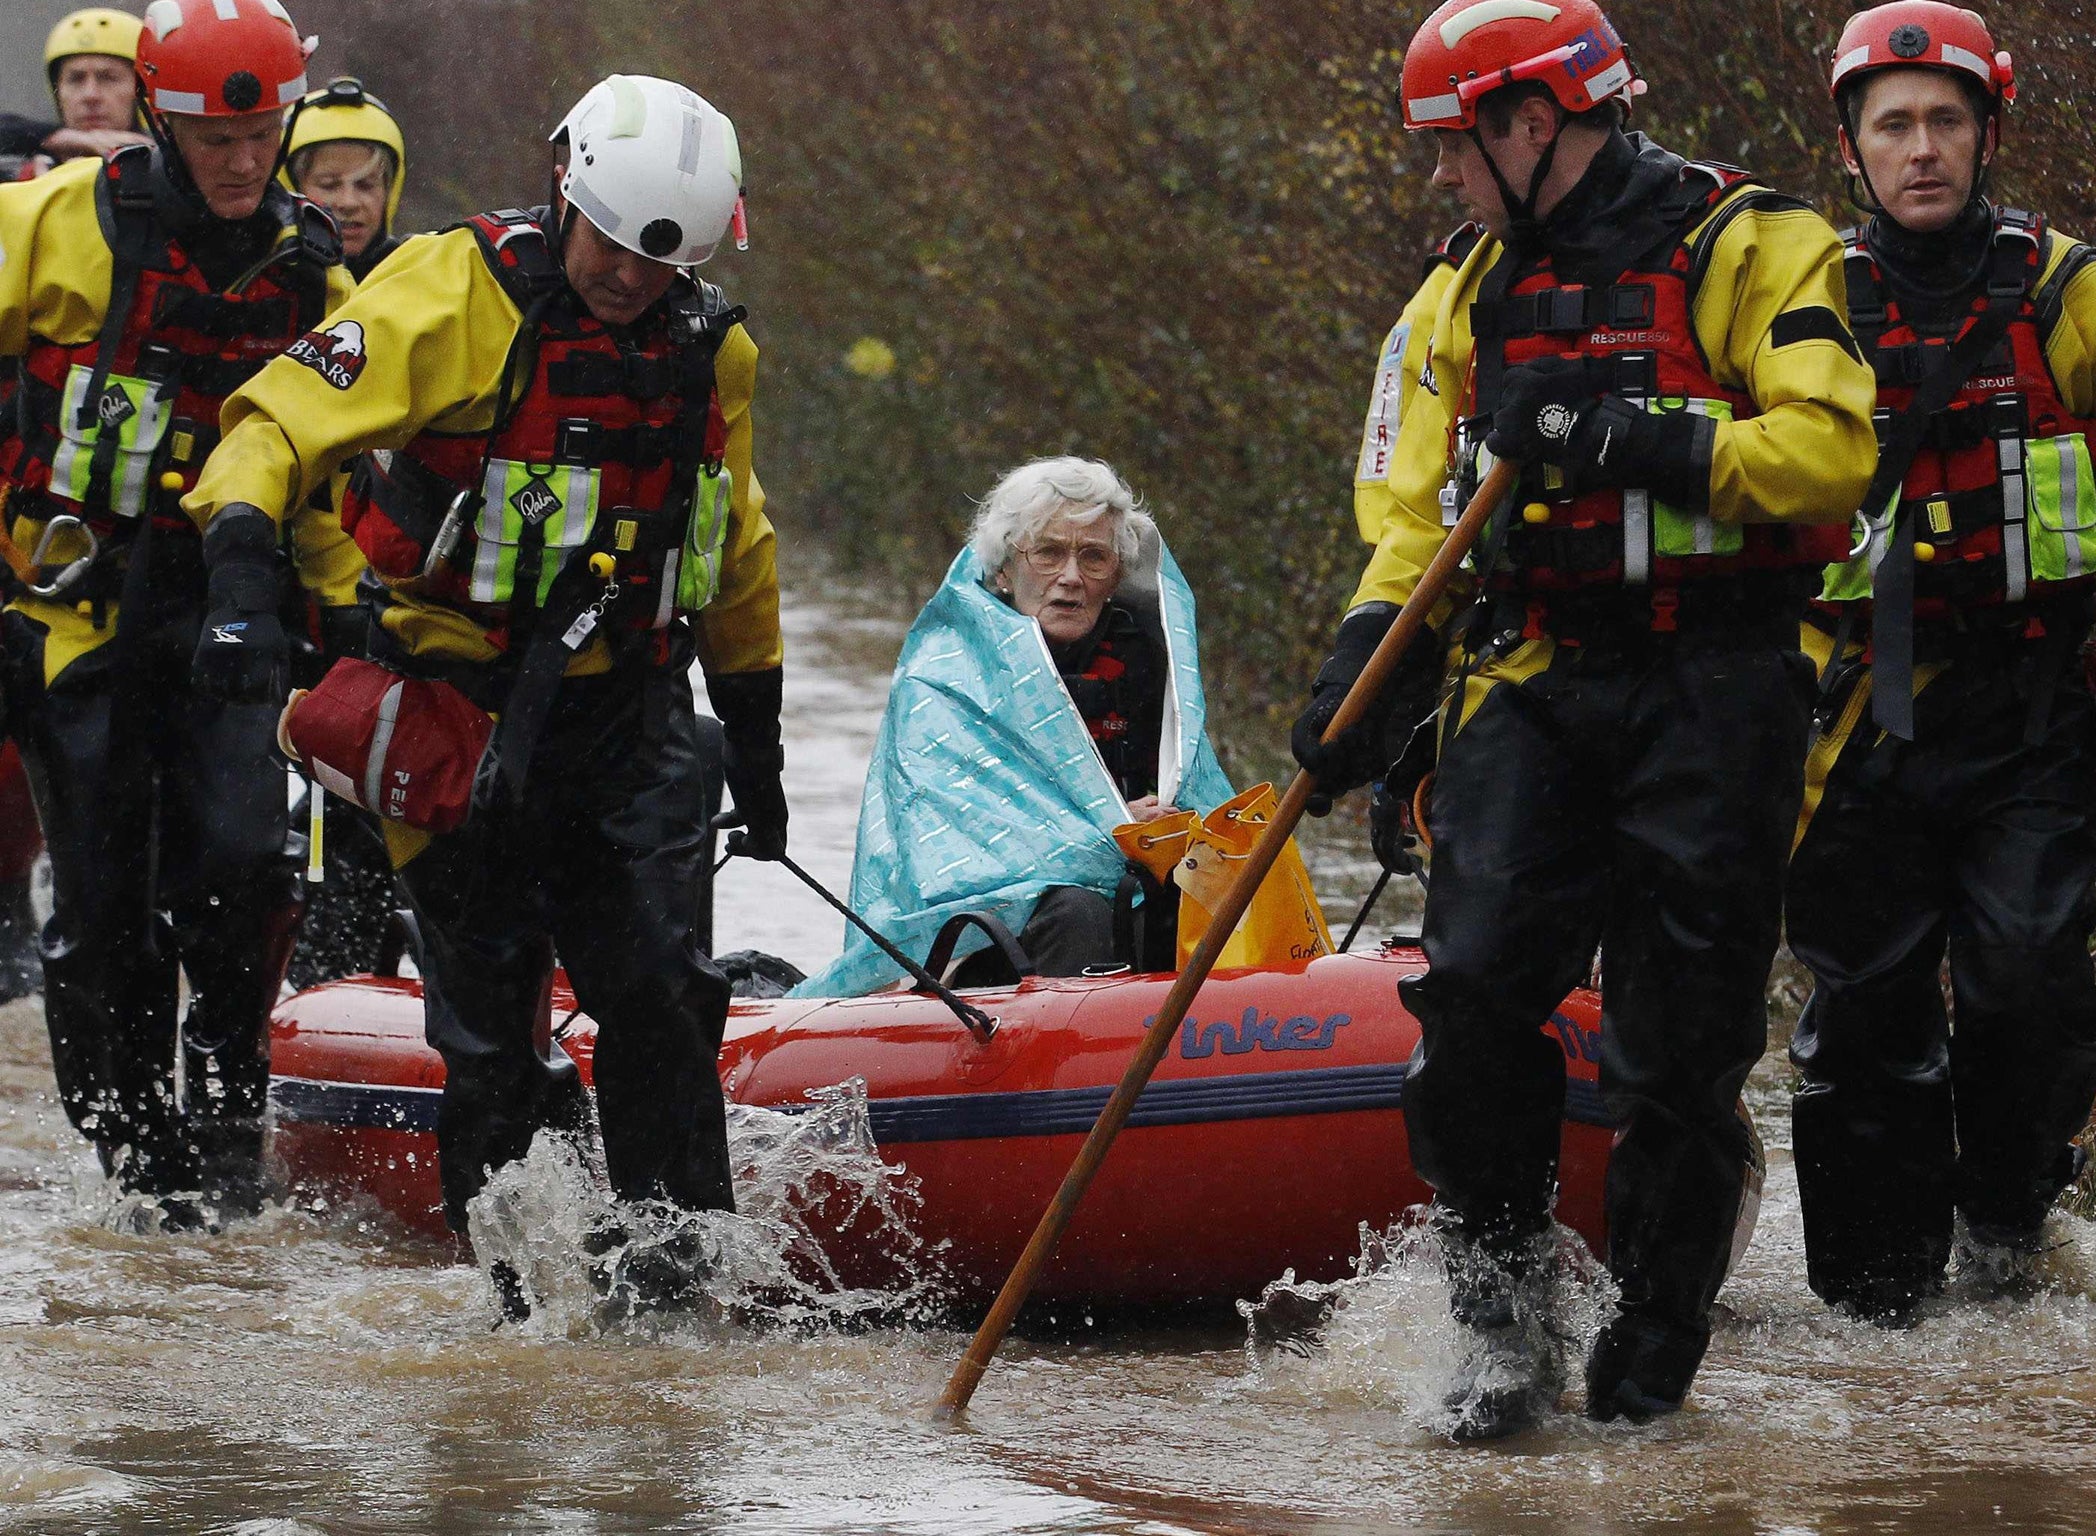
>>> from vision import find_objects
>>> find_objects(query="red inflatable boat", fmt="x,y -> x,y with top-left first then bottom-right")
270,947 -> 1663,1305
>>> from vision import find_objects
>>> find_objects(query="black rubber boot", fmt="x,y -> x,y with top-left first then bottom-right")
587,1219 -> 725,1324
1441,1231 -> 1558,1442
1584,1309 -> 1710,1424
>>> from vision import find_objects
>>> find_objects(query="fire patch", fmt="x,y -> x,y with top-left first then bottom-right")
286,320 -> 369,390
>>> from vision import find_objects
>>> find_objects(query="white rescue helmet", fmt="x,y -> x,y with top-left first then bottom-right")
551,75 -> 746,267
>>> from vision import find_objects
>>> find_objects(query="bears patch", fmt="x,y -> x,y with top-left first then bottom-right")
286,320 -> 369,390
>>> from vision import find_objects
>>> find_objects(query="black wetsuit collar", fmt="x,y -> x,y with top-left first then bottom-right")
143,145 -> 285,291
1522,130 -> 1686,286
1867,199 -> 1996,325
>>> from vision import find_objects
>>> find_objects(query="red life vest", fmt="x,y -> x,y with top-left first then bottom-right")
339,208 -> 742,645
2,146 -> 335,534
1461,162 -> 1853,593
1831,208 -> 2096,615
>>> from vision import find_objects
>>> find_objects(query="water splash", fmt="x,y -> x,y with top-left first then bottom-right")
1237,1214 -> 1616,1437
465,1078 -> 950,1338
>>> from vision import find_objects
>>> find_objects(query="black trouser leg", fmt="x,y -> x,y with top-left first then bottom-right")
397,814 -> 575,1233
1400,652 -> 1607,1267
556,670 -> 734,1214
162,691 -> 296,1203
1787,740 -> 1955,1310
1787,657 -> 2096,1304
1600,643 -> 1805,1331
1016,885 -> 1117,978
1944,679 -> 2096,1237
7,632 -> 191,1194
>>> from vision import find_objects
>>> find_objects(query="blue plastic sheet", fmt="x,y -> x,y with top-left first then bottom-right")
792,533 -> 1234,997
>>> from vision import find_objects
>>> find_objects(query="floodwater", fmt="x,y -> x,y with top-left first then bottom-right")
6,583 -> 2096,1535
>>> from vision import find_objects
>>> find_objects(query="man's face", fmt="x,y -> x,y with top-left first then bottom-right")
560,205 -> 679,327
165,110 -> 286,221
296,142 -> 391,258
1428,112 -> 1546,241
55,55 -> 136,132
1843,69 -> 1994,234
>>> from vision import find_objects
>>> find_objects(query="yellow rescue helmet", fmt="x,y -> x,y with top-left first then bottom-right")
282,76 -> 406,230
44,8 -> 144,79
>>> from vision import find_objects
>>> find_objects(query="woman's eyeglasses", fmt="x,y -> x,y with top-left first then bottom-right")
1017,540 -> 1120,578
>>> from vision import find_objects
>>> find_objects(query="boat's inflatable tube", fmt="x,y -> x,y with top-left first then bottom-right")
270,949 -> 1763,1305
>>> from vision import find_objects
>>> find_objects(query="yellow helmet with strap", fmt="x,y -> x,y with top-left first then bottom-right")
283,76 -> 406,230
44,8 -> 143,76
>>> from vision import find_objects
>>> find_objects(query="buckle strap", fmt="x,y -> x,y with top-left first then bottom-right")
1472,282 -> 1657,341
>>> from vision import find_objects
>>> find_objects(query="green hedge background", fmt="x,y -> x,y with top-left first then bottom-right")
302,0 -> 2096,775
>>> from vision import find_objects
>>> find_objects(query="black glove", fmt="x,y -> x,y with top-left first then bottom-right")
1485,357 -> 1709,506
709,666 -> 788,860
193,504 -> 288,704
1291,604 -> 1443,817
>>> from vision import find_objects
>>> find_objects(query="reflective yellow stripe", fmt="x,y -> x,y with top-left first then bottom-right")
49,365 -> 172,518
675,465 -> 732,612
1651,398 -> 1741,559
2027,433 -> 2096,583
468,458 -> 601,604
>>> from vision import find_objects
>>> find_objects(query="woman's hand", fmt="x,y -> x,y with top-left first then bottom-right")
1125,795 -> 1174,823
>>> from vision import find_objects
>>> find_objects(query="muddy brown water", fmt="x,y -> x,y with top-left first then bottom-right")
5,586 -> 2096,1535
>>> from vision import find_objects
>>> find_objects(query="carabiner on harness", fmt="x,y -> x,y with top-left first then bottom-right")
27,515 -> 102,599
420,487 -> 475,582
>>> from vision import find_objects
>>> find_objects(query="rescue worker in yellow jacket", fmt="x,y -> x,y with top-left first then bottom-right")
1786,2 -> 2096,1325
0,0 -> 351,1223
283,76 -> 405,282
190,74 -> 784,1319
1291,0 -> 1877,1437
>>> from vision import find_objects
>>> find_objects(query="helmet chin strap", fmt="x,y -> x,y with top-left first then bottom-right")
139,103 -> 213,224
1469,115 -> 1566,248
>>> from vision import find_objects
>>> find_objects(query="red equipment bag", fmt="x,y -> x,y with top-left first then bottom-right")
278,659 -> 493,834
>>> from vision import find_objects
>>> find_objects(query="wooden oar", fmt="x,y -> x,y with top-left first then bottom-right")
934,456 -> 1519,1419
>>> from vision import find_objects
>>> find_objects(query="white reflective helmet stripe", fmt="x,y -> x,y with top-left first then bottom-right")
1407,91 -> 1464,125
143,1 -> 184,41
1584,57 -> 1632,104
211,0 -> 240,18
1939,43 -> 1992,80
1440,0 -> 1561,48
678,107 -> 702,176
155,88 -> 207,112
1831,45 -> 1871,87
565,176 -> 625,236
276,71 -> 307,104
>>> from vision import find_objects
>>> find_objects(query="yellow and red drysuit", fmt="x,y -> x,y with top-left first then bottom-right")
188,206 -> 782,1237
0,146 -> 353,1208
1786,204 -> 2096,1320
1308,130 -> 1877,1406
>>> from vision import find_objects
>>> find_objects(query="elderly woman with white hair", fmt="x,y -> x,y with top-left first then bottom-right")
794,457 -> 1235,997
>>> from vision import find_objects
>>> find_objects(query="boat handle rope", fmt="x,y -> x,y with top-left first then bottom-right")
714,812 -> 998,1043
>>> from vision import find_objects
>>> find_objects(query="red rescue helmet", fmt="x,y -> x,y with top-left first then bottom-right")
136,0 -> 314,120
1400,0 -> 1645,133
1829,3 -> 2014,114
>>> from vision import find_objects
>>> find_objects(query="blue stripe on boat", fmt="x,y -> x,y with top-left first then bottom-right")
270,1065 -> 1617,1143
